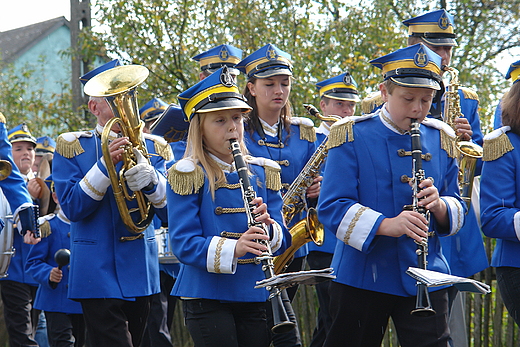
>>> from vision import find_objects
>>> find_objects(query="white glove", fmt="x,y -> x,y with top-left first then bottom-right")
124,149 -> 158,191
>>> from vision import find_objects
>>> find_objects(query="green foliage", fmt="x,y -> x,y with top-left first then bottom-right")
83,0 -> 518,129
0,58 -> 86,137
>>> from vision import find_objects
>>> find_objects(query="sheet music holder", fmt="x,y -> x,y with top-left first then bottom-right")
406,267 -> 490,294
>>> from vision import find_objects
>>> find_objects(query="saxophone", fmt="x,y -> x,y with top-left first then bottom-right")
273,104 -> 339,274
443,66 -> 483,210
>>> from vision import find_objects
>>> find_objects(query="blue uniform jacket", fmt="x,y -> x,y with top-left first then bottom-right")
481,127 -> 520,268
0,121 -> 37,284
167,156 -> 289,302
317,111 -> 465,297
26,212 -> 82,314
244,117 -> 318,258
53,129 -> 170,300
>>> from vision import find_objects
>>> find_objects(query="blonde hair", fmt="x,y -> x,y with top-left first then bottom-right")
184,112 -> 250,198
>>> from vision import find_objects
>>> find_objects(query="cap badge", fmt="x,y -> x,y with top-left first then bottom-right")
43,138 -> 49,147
153,100 -> 160,109
439,12 -> 449,30
219,46 -> 230,61
266,46 -> 279,61
21,124 -> 29,133
220,67 -> 234,87
343,72 -> 353,85
414,45 -> 429,68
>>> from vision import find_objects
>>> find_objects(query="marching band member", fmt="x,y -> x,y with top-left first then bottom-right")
236,43 -> 320,346
492,59 -> 519,129
53,60 -> 171,347
317,44 -> 465,347
167,67 -> 289,346
192,44 -> 243,81
480,64 -> 520,327
0,114 -> 40,347
140,97 -> 169,134
307,71 -> 360,347
25,176 -> 86,347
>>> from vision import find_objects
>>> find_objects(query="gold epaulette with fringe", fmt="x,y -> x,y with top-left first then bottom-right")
291,117 -> 316,143
360,91 -> 383,115
37,213 -> 56,238
246,156 -> 282,191
482,126 -> 514,161
56,131 -> 92,158
326,115 -> 373,149
144,133 -> 173,161
0,112 -> 5,124
422,118 -> 457,158
167,158 -> 204,195
460,87 -> 479,102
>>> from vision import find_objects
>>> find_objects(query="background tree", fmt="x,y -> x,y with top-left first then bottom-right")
83,0 -> 519,129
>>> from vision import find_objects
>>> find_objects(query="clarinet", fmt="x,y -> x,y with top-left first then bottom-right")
229,139 -> 295,334
406,119 -> 436,317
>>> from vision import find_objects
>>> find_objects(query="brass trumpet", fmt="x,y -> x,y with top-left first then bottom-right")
83,65 -> 155,234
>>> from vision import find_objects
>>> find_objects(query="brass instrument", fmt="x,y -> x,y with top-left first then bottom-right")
230,139 -> 295,334
83,65 -> 155,234
443,66 -> 483,209
0,160 -> 12,181
273,104 -> 336,274
405,119 -> 435,317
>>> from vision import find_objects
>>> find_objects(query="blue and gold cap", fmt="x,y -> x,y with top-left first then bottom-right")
79,59 -> 123,86
192,44 -> 243,76
236,44 -> 293,79
316,72 -> 360,102
150,104 -> 188,143
8,123 -> 37,146
370,43 -> 442,90
403,9 -> 457,47
139,98 -> 168,122
178,67 -> 252,122
35,136 -> 56,155
505,59 -> 520,84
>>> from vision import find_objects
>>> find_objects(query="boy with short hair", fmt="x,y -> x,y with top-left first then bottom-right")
317,43 -> 465,347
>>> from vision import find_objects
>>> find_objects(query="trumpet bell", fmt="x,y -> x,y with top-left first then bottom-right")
83,65 -> 149,97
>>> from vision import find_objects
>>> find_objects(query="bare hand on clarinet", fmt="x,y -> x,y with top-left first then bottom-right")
234,197 -> 272,258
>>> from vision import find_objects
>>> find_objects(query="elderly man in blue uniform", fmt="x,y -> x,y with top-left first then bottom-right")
0,116 -> 40,347
53,60 -> 171,347
493,59 -> 520,129
318,44 -> 466,347
308,71 -> 360,347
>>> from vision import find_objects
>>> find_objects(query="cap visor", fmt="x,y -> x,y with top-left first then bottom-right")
324,92 -> 360,102
422,37 -> 457,47
10,137 -> 37,146
252,67 -> 293,79
197,98 -> 252,113
389,76 -> 441,90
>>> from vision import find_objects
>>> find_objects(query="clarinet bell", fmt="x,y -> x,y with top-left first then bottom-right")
411,283 -> 436,317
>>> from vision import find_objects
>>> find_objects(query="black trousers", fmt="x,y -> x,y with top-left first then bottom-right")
141,271 -> 177,347
1,280 -> 39,347
324,282 -> 450,347
496,266 -> 520,326
45,312 -> 85,347
79,296 -> 151,347
306,251 -> 333,347
183,299 -> 269,347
